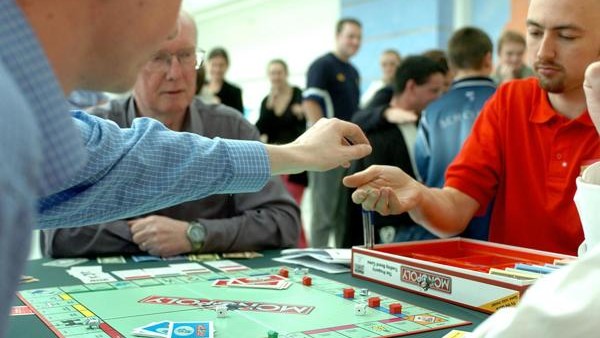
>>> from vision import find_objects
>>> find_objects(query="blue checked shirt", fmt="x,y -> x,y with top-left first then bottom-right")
0,2 -> 269,337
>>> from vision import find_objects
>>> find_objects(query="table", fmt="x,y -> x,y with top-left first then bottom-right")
9,251 -> 489,337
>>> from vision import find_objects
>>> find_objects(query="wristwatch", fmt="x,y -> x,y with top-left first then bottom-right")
186,221 -> 206,252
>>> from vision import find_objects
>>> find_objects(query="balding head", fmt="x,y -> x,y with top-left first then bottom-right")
132,12 -> 200,128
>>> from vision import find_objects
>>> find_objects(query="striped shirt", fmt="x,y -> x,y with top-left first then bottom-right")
0,1 -> 269,336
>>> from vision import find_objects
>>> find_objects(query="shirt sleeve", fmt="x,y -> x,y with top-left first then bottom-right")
444,91 -> 503,215
37,111 -> 270,229
303,59 -> 330,107
42,221 -> 141,257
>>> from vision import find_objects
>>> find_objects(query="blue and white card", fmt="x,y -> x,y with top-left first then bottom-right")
133,320 -> 171,338
167,321 -> 213,338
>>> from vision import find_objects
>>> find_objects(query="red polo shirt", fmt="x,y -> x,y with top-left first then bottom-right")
446,78 -> 600,255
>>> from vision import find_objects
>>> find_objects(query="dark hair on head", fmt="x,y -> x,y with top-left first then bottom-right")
336,17 -> 362,35
497,30 -> 526,53
448,27 -> 493,70
268,59 -> 288,73
394,55 -> 446,94
207,47 -> 229,65
422,49 -> 449,74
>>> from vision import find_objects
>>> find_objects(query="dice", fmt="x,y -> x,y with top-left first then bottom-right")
354,303 -> 367,316
215,304 -> 228,318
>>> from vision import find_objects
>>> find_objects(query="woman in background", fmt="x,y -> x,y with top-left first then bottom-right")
256,59 -> 308,246
360,49 -> 401,108
204,47 -> 244,113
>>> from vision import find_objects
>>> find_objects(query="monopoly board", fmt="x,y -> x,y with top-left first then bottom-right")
17,267 -> 470,338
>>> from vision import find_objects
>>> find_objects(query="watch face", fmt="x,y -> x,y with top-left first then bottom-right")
188,225 -> 205,243
189,226 -> 203,242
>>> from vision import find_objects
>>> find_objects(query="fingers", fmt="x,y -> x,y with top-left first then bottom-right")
584,61 -> 600,134
375,188 -> 391,216
343,166 -> 381,188
584,61 -> 600,89
336,119 -> 370,147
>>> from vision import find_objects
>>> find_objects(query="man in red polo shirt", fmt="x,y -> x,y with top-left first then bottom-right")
343,0 -> 600,255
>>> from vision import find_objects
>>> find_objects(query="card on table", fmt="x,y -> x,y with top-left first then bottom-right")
97,256 -> 127,264
133,320 -> 171,338
203,260 -> 250,273
167,321 -> 213,338
222,251 -> 264,259
187,254 -> 220,262
168,263 -> 210,275
132,255 -> 163,263
111,269 -> 152,280
42,258 -> 88,268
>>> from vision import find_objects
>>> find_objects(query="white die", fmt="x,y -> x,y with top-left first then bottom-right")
215,305 -> 228,318
354,303 -> 367,316
85,317 -> 100,329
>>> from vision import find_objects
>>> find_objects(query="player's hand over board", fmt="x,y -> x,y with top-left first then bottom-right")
269,118 -> 371,174
128,215 -> 191,257
584,61 -> 600,135
343,165 -> 424,216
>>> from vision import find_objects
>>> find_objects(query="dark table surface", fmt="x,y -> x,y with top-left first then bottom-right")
8,250 -> 488,337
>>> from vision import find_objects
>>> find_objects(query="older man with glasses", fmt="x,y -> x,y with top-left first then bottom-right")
42,13 -> 302,258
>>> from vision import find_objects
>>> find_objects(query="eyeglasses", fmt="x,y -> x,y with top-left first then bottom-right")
145,48 -> 205,72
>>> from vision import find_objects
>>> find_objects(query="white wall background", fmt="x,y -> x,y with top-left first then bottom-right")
185,0 -> 340,123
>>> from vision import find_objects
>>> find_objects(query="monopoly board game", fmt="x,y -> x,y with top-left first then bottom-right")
17,267 -> 470,338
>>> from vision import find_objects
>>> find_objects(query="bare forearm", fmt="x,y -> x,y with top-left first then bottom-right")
303,100 -> 324,124
409,187 -> 479,237
265,118 -> 372,175
266,143 -> 306,175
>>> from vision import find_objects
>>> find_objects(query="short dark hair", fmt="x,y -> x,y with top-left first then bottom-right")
497,30 -> 526,53
447,27 -> 493,70
268,59 -> 288,73
336,18 -> 361,35
207,47 -> 230,65
422,49 -> 449,74
394,55 -> 446,94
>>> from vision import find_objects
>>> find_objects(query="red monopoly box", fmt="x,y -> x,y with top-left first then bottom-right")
351,238 -> 576,313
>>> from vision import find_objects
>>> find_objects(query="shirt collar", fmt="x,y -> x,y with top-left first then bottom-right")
451,76 -> 496,90
0,0 -> 86,195
128,96 -> 204,134
531,79 -> 594,127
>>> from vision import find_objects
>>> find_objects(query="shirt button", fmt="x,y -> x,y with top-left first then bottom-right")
556,153 -> 562,160
562,162 -> 567,168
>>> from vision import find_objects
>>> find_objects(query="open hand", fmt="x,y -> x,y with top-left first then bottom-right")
343,165 -> 423,216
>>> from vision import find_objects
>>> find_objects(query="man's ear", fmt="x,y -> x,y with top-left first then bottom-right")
405,79 -> 416,93
483,52 -> 493,69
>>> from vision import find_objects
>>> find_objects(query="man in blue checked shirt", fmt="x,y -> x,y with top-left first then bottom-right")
0,1 -> 371,337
